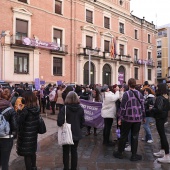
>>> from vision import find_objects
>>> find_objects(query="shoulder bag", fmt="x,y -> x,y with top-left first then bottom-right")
38,115 -> 47,134
130,90 -> 142,104
58,106 -> 74,145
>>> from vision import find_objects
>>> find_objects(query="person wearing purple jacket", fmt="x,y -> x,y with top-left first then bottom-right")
114,78 -> 145,161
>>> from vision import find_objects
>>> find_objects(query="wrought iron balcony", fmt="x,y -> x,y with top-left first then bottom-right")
133,59 -> 155,67
10,35 -> 68,54
50,44 -> 68,55
11,35 -> 34,49
115,54 -> 131,62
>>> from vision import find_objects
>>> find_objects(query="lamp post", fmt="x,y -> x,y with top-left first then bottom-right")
88,48 -> 99,85
0,31 -> 6,80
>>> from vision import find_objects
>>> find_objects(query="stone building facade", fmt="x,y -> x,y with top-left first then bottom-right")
0,0 -> 157,86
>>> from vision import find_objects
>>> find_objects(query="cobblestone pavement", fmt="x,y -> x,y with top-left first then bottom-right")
9,111 -> 170,170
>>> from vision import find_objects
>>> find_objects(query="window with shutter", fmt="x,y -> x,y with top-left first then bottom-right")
55,0 -> 62,14
104,17 -> 110,29
86,10 -> 93,23
16,19 -> 28,44
86,36 -> 93,49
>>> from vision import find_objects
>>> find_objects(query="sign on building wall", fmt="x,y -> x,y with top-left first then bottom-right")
118,72 -> 124,85
22,37 -> 60,50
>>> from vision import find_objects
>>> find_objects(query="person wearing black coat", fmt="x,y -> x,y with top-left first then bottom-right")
0,89 -> 17,170
17,91 -> 40,170
151,83 -> 170,163
57,91 -> 85,170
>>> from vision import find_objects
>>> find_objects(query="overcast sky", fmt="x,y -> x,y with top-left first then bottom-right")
130,0 -> 170,27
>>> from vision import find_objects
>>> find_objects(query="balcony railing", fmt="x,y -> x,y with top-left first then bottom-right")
11,35 -> 68,54
50,44 -> 68,54
77,46 -> 132,62
11,35 -> 35,49
133,59 -> 155,67
115,54 -> 131,62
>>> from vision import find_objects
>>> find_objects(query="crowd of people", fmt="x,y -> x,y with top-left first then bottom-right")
0,79 -> 170,170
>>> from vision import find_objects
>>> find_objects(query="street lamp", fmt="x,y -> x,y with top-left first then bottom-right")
0,31 -> 6,80
88,48 -> 99,85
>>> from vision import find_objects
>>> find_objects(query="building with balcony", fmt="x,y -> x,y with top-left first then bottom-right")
156,24 -> 170,84
0,0 -> 157,86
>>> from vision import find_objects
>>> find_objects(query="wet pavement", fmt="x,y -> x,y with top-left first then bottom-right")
9,111 -> 170,170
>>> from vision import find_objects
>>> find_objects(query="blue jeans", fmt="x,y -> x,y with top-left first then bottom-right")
0,138 -> 13,170
143,117 -> 153,141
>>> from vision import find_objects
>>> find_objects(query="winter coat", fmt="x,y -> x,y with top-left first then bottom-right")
57,104 -> 85,141
118,89 -> 145,122
0,98 -> 17,138
17,106 -> 40,156
144,94 -> 155,117
151,94 -> 170,119
101,91 -> 119,119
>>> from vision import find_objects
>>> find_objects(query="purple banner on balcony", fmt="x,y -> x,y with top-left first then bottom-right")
22,37 -> 60,50
80,99 -> 103,128
137,59 -> 153,66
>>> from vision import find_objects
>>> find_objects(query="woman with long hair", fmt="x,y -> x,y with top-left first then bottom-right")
17,91 -> 40,170
0,89 -> 17,170
152,83 -> 170,163
86,88 -> 103,136
57,91 -> 85,170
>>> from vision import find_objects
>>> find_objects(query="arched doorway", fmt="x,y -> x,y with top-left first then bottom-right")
118,66 -> 125,85
84,61 -> 95,85
103,64 -> 111,85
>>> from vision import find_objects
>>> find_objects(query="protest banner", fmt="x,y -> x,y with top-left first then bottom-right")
80,99 -> 103,128
34,78 -> 40,90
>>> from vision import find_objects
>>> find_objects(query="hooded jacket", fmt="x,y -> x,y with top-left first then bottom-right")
144,94 -> 155,117
57,104 -> 85,141
0,98 -> 17,138
101,91 -> 119,118
17,106 -> 40,156
118,89 -> 145,122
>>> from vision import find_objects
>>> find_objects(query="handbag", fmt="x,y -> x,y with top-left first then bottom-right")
58,106 -> 74,145
38,115 -> 47,134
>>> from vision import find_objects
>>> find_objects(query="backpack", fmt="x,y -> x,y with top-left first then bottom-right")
0,107 -> 12,137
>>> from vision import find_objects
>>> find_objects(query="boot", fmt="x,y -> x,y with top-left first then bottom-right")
32,167 -> 37,170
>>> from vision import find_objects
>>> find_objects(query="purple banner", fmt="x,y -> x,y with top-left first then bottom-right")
137,59 -> 153,66
118,72 -> 124,85
22,37 -> 60,50
80,99 -> 103,128
57,80 -> 62,86
34,78 -> 40,90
